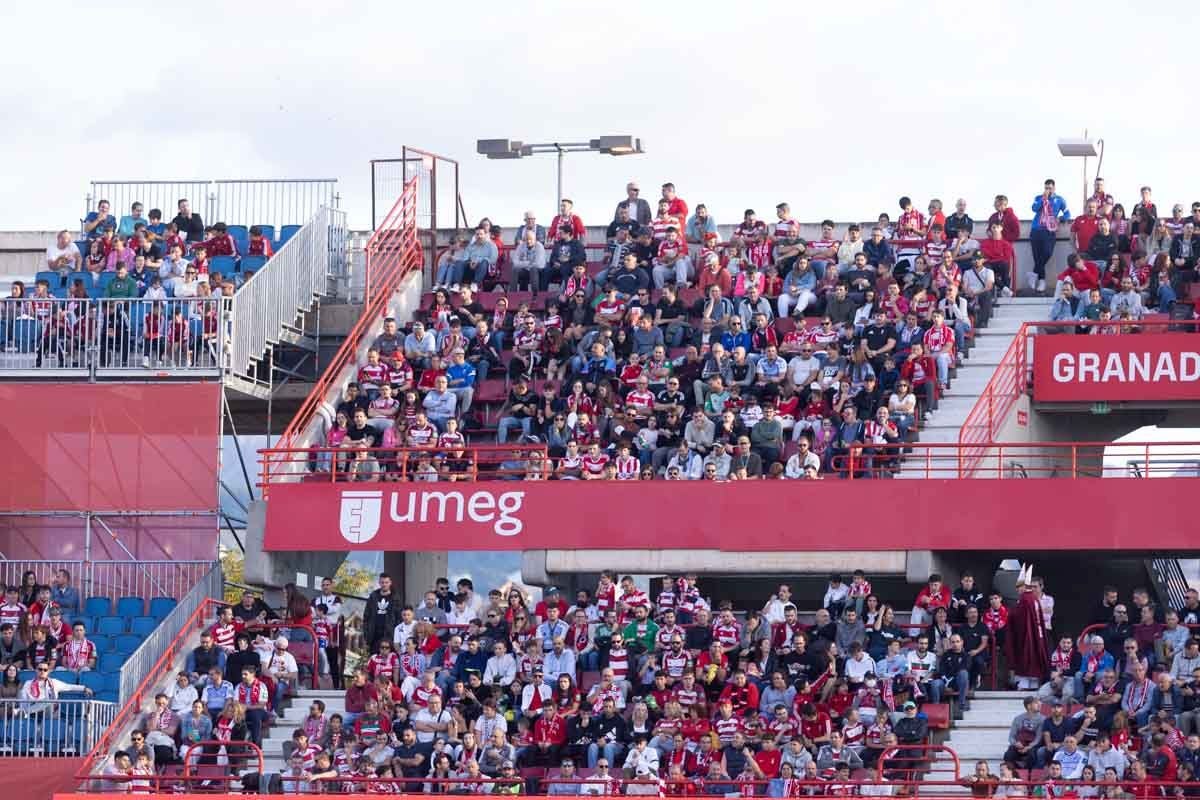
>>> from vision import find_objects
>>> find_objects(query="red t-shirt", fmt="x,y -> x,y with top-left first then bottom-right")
1071,215 -> 1100,253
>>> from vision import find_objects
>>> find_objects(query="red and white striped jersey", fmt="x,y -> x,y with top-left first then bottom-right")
657,238 -> 686,262
622,590 -> 651,614
764,715 -> 799,741
596,582 -> 617,614
625,390 -> 654,415
662,651 -> 691,679
656,624 -> 685,651
735,221 -> 768,241
406,423 -> 436,447
582,453 -> 609,476
807,239 -> 838,258
61,638 -> 97,670
411,683 -> 441,709
290,743 -> 322,773
606,647 -> 630,681
773,219 -> 801,241
923,239 -> 947,265
614,455 -> 639,480
671,685 -> 701,711
357,363 -> 391,389
367,652 -> 399,680
0,602 -> 27,627
211,622 -> 241,652
652,215 -> 682,242
590,683 -> 622,713
713,714 -> 743,744
711,621 -> 741,650
656,590 -> 677,614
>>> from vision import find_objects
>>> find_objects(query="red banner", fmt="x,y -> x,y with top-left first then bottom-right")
263,478 -> 1196,552
1033,333 -> 1200,402
0,382 -> 220,512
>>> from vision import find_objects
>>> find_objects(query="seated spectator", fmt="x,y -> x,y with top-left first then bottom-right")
19,662 -> 91,715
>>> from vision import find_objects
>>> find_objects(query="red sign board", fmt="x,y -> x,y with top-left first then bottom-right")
1033,334 -> 1200,402
262,479 -> 1195,552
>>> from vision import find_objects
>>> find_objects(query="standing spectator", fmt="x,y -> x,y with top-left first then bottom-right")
614,183 -> 652,226
49,569 -> 80,616
1030,179 -> 1071,293
364,574 -> 401,654
170,198 -> 205,244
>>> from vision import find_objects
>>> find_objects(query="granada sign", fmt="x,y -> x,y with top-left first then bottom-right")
1033,334 -> 1200,402
261,480 -> 1197,552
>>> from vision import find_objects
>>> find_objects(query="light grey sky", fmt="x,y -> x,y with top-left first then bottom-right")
4,2 -> 1193,233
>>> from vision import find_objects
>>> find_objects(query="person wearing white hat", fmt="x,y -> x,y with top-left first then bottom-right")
261,635 -> 299,711
1006,564 -> 1049,691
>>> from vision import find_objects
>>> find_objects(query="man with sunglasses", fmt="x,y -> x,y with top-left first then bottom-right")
19,663 -> 92,716
614,182 -> 652,226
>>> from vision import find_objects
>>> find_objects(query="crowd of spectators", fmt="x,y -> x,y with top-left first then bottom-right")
3,197 -> 282,367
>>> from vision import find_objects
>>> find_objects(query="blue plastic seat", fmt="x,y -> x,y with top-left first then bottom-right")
99,652 -> 127,672
69,271 -> 95,290
96,690 -> 119,703
89,634 -> 111,653
97,271 -> 116,287
115,596 -> 144,618
227,225 -> 250,254
96,616 -> 125,636
50,669 -> 78,684
75,241 -> 89,259
83,596 -> 113,617
17,670 -> 35,684
80,671 -> 106,693
278,224 -> 302,247
129,616 -> 157,637
114,634 -> 141,654
40,718 -> 71,754
36,270 -> 62,287
70,614 -> 93,629
210,255 -> 237,275
53,286 -> 70,299
148,597 -> 177,619
254,224 -> 276,244
102,672 -> 120,693
239,255 -> 267,273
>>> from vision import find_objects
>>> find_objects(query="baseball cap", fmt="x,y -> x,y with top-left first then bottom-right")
902,701 -> 916,710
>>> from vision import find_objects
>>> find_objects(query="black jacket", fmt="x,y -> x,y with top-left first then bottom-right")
364,589 -> 400,644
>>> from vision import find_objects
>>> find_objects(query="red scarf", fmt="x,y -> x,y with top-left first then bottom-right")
28,678 -> 53,700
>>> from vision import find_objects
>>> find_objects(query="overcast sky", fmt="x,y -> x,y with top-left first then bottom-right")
4,2 -> 1193,234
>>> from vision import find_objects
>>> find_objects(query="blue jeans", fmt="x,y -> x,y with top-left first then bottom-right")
931,669 -> 970,709
497,416 -> 531,443
578,650 -> 601,671
951,319 -> 970,352
453,259 -> 492,286
435,259 -> 458,285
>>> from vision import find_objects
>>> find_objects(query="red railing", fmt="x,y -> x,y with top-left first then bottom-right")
259,442 -> 549,494
257,439 -> 1200,487
277,176 -> 422,452
957,317 -> 1200,472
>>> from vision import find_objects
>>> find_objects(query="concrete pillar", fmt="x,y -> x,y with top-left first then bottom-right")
387,551 -> 448,606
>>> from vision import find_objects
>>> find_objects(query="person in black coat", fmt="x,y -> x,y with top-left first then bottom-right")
363,575 -> 401,652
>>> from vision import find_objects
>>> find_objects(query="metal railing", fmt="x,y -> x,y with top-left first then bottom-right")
226,205 -> 347,382
1148,557 -> 1192,611
371,146 -> 463,234
0,560 -> 215,607
0,698 -> 118,757
274,178 -> 421,454
259,442 -> 550,495
117,562 -> 222,704
0,296 -> 225,377
86,179 -> 338,233
958,317 -> 1200,472
89,561 -> 217,609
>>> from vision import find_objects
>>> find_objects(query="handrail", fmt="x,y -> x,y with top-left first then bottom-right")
958,317 -> 1200,468
76,597 -> 227,779
276,177 -> 420,453
181,739 -> 264,778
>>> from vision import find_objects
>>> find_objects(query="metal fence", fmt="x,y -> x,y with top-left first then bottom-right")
0,560 -> 215,608
0,698 -> 118,757
86,179 -> 339,233
88,561 -> 217,609
118,562 -> 222,704
226,205 -> 347,383
0,296 -> 225,377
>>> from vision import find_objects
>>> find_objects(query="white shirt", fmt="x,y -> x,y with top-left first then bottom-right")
174,279 -> 200,298
260,649 -> 298,678
623,745 -> 660,774
787,356 -> 820,387
412,707 -> 452,744
46,242 -> 80,270
393,620 -> 416,646
785,451 -> 820,479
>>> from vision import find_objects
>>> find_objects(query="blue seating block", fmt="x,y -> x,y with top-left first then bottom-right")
99,652 -> 127,672
80,671 -> 105,693
129,616 -> 157,637
239,255 -> 267,273
148,598 -> 177,619
278,224 -> 302,247
96,616 -> 125,636
83,596 -> 113,617
254,224 -> 276,244
114,634 -> 141,655
116,596 -> 144,618
210,255 -> 237,276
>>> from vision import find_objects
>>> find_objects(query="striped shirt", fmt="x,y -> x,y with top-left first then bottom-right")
773,219 -> 801,242
662,651 -> 690,679
607,647 -> 630,681
211,622 -> 240,652
652,215 -> 683,242
62,638 -> 96,670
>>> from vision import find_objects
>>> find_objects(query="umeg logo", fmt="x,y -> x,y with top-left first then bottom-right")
339,491 -> 383,544
338,489 -> 526,543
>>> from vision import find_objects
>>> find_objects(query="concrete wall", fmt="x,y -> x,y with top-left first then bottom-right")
0,230 -> 58,283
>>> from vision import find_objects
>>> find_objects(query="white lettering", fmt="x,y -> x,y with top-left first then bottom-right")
1052,353 -> 1074,382
1100,352 -> 1125,383
1153,352 -> 1177,383
1128,353 -> 1150,383
467,492 -> 496,524
1183,352 -> 1200,382
386,490 -> 525,536
1079,353 -> 1100,383
421,491 -> 465,523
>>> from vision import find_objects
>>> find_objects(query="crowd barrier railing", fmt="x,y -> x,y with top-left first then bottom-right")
0,697 -> 118,757
0,296 -> 225,377
86,178 -> 338,233
0,559 -> 216,607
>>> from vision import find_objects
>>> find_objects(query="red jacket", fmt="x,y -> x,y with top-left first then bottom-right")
1058,262 -> 1100,292
533,715 -> 567,746
988,208 -> 1021,243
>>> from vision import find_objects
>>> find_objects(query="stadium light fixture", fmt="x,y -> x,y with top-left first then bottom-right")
476,136 -> 646,209
1057,132 -> 1105,210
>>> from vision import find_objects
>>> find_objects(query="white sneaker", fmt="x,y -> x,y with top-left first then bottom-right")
1027,272 -> 1038,290
1001,286 -> 1013,298
142,356 -> 150,368
1036,279 -> 1046,293
449,284 -> 460,293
